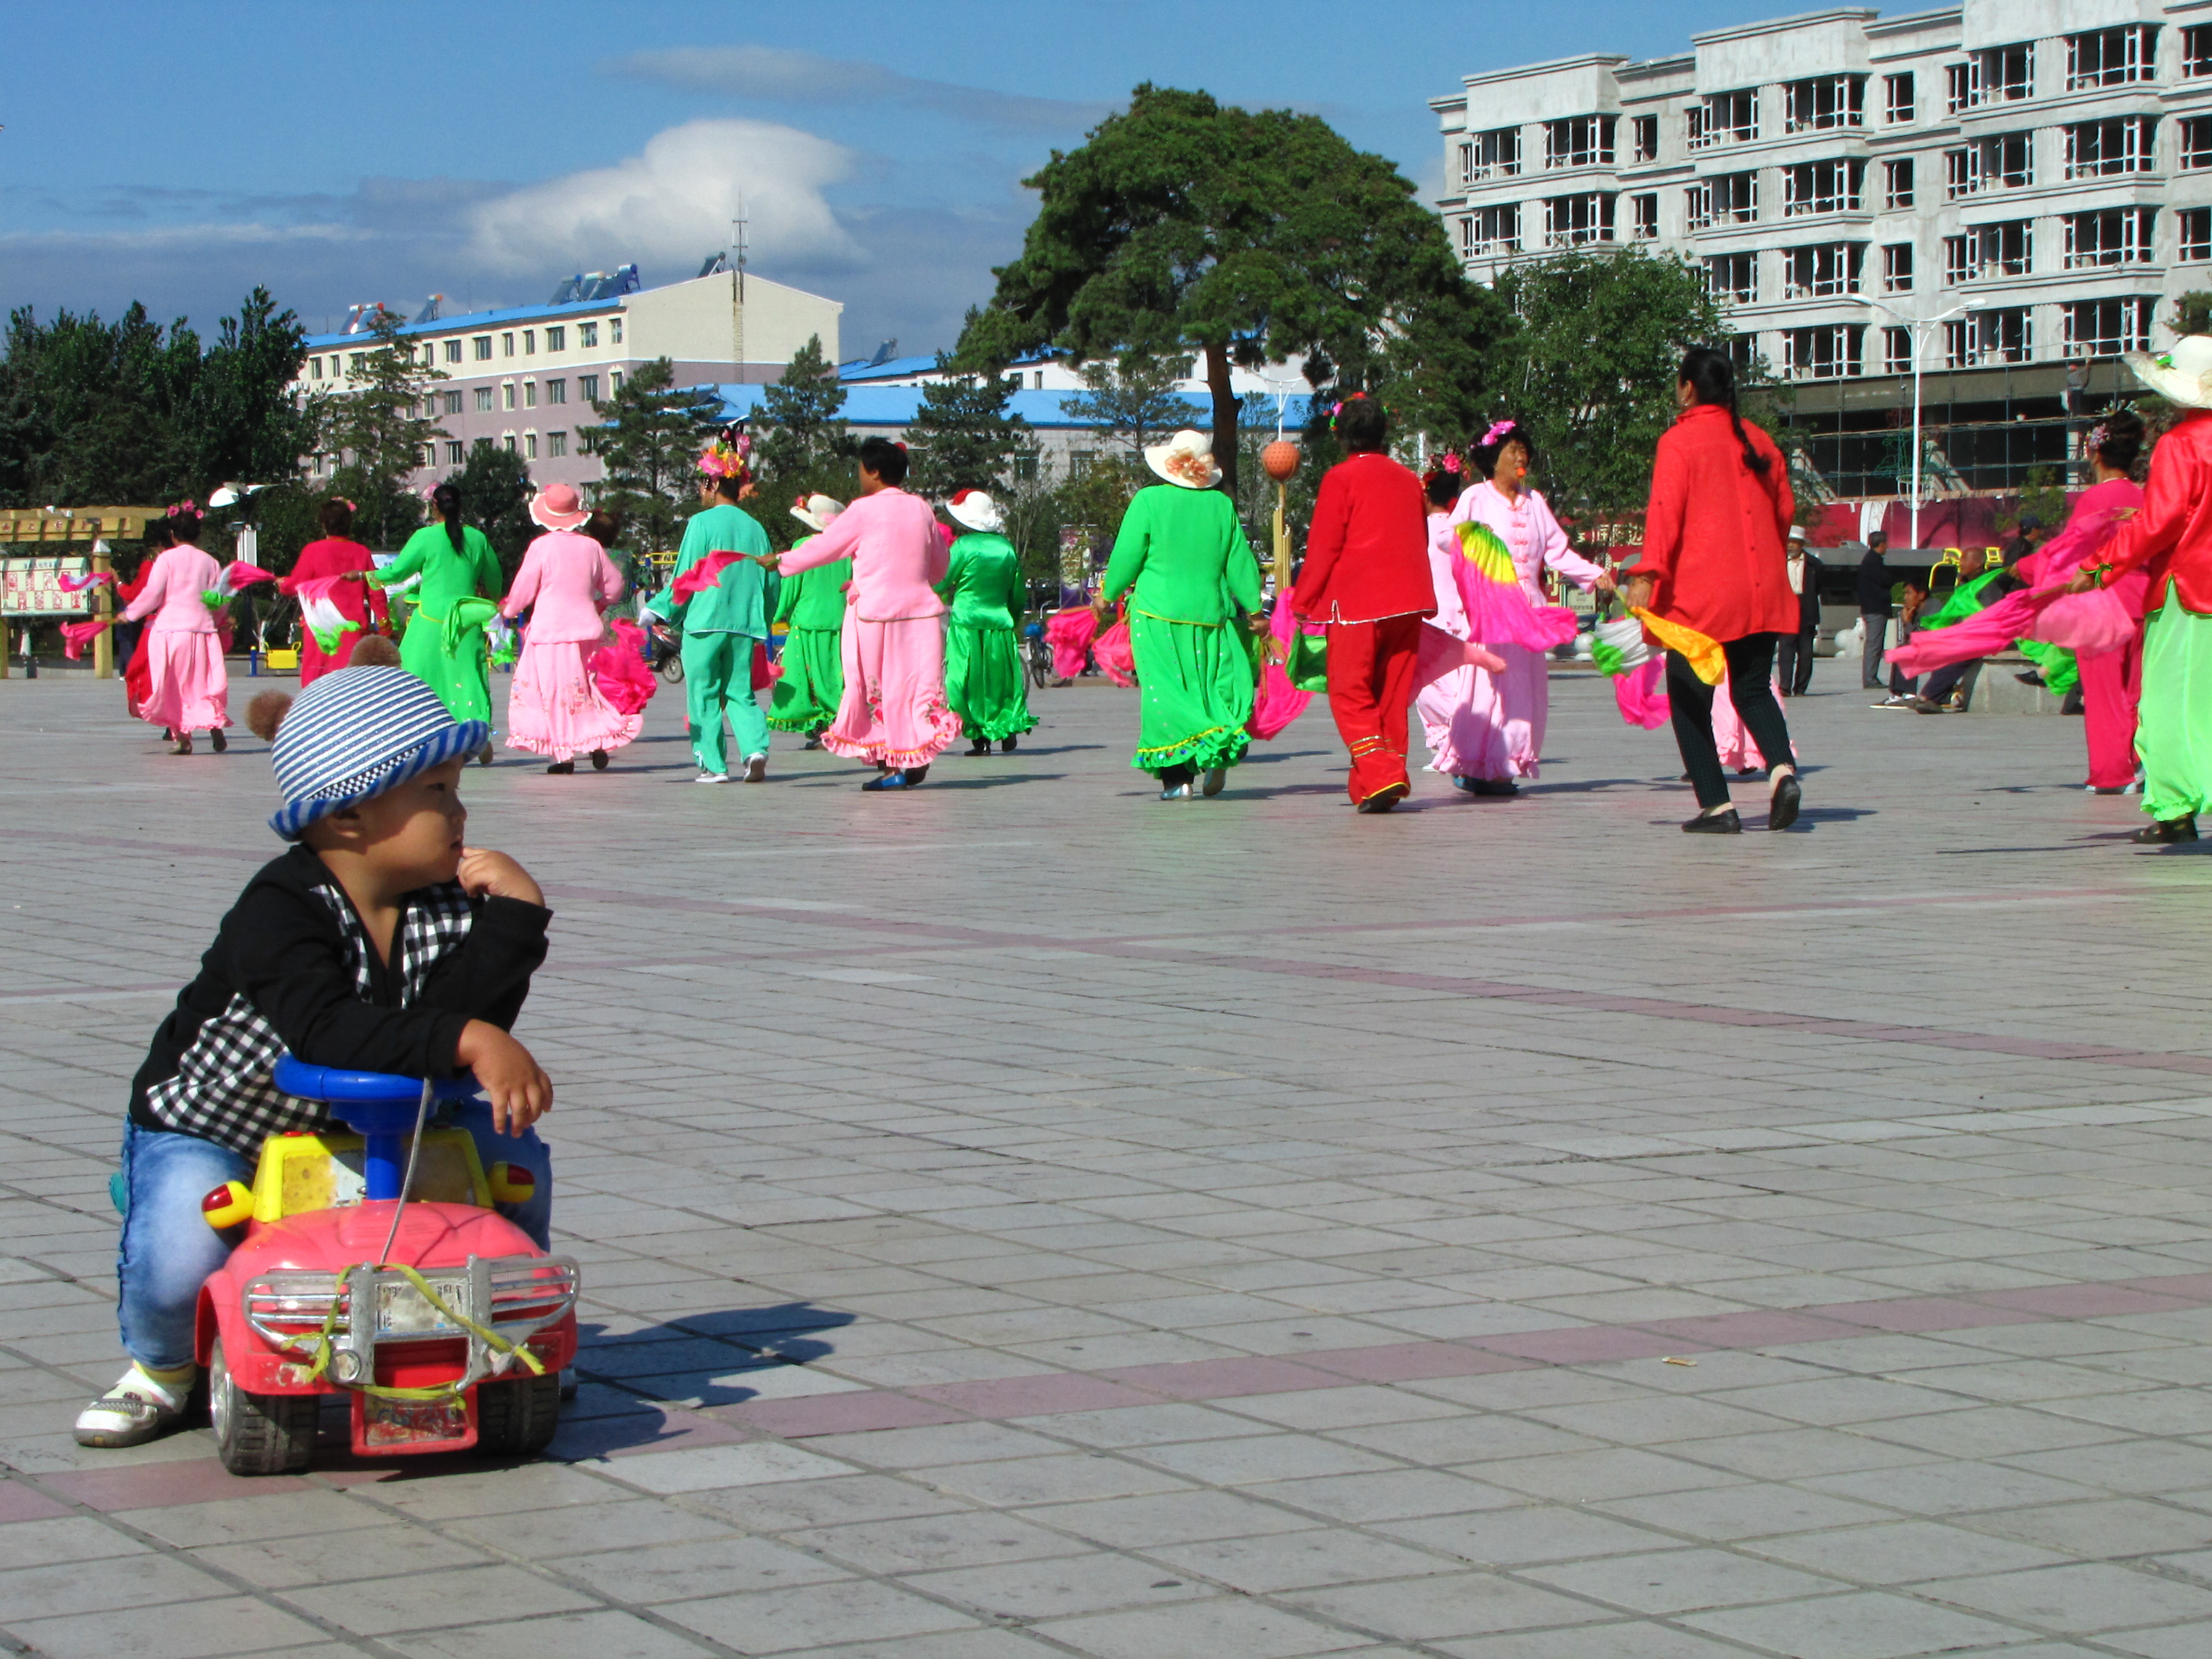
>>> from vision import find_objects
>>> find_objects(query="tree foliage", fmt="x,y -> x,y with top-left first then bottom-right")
960,83 -> 1506,497
0,286 -> 317,511
1486,247 -> 1734,523
326,307 -> 444,550
1059,353 -> 1202,458
584,357 -> 721,558
906,357 -> 1031,496
450,441 -> 536,578
749,335 -> 860,547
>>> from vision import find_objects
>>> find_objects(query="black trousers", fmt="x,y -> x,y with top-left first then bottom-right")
1668,633 -> 1796,811
1774,628 -> 1817,694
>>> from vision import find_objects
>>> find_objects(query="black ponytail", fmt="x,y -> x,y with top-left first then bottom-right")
1679,346 -> 1769,475
431,482 -> 465,552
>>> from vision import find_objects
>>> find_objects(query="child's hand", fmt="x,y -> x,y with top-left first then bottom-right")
458,848 -> 544,907
457,1020 -> 551,1134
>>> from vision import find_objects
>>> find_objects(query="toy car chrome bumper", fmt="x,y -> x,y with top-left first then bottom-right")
243,1253 -> 579,1392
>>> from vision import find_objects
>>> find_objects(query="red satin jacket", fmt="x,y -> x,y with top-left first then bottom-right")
1637,403 -> 1796,643
2102,409 -> 2212,615
1293,452 -> 1437,625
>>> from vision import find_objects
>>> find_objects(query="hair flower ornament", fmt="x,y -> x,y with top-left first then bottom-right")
1481,420 -> 1518,448
698,427 -> 753,481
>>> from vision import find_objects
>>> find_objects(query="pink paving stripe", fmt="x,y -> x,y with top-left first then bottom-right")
1638,1310 -> 1872,1349
1095,1356 -> 1357,1399
1972,1284 -> 2196,1319
38,1460 -> 309,1511
1793,1295 -> 2054,1334
0,1481 -> 71,1523
1295,1342 -> 1538,1383
910,1373 -> 1161,1419
1479,1326 -> 1702,1365
720,1391 -> 971,1437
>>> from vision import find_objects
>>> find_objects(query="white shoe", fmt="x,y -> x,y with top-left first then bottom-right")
694,770 -> 731,784
75,1364 -> 192,1448
742,754 -> 768,782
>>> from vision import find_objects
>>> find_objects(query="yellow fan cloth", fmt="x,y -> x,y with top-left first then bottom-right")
1630,607 -> 1725,685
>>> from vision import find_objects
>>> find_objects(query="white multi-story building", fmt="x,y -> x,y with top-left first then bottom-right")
296,262 -> 841,493
1433,2 -> 2212,495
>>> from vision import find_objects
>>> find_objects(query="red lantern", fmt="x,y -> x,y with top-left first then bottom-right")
1260,440 -> 1300,483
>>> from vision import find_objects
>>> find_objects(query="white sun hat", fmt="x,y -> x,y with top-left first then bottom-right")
945,489 -> 1005,533
1143,428 -> 1221,490
789,493 -> 844,534
2126,336 -> 2212,409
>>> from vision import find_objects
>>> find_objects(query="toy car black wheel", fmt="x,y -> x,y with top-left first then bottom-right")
658,656 -> 683,685
476,1372 -> 561,1456
210,1338 -> 317,1476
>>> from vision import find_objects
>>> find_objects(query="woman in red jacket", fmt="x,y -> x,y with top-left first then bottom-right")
1624,348 -> 1801,833
277,497 -> 386,685
1291,397 -> 1437,812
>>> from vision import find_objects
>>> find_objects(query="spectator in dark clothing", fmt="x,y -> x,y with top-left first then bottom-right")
1875,573 -> 1931,707
1856,531 -> 1893,689
1778,526 -> 1823,696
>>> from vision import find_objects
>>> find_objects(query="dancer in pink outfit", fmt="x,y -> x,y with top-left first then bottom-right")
1415,460 -> 1492,789
1446,421 -> 1613,794
778,437 -> 960,789
500,484 -> 642,773
120,504 -> 229,756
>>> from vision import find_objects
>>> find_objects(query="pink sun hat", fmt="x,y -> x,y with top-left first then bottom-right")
529,483 -> 592,531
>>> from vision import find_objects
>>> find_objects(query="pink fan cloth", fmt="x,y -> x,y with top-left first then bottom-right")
1248,602 -> 1315,741
1611,656 -> 1670,729
752,639 -> 775,691
1415,626 -> 1507,685
2036,588 -> 2137,654
222,561 -> 278,591
1043,606 -> 1099,678
1094,618 -> 1137,687
587,619 -> 658,716
60,617 -> 113,660
671,551 -> 766,602
56,569 -> 113,593
1452,555 -> 1580,651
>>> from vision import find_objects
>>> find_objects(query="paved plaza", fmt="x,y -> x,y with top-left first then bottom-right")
5,664 -> 2212,1658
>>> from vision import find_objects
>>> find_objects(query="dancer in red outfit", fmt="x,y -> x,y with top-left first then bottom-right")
115,522 -> 170,723
2059,415 -> 2148,793
1291,397 -> 1437,812
277,498 -> 386,685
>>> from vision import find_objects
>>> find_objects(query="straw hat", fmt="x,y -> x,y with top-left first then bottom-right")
529,482 -> 592,531
1143,428 -> 1221,489
789,493 -> 844,534
2126,336 -> 2212,409
945,489 -> 1004,533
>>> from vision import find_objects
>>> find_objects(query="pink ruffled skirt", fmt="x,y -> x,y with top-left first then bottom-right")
140,631 -> 229,733
506,638 -> 644,762
822,617 -> 961,768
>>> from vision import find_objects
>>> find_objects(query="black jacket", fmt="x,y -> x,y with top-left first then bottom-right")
1793,551 -> 1824,631
130,845 -> 550,1152
1855,547 -> 1893,614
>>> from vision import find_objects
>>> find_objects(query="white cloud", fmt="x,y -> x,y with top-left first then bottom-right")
605,46 -> 1108,133
465,118 -> 863,279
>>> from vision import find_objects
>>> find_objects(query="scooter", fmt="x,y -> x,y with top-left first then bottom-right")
195,1057 -> 580,1474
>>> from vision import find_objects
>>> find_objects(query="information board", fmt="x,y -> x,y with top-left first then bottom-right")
1,556 -> 95,617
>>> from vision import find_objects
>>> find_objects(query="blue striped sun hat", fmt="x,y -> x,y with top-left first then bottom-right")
268,666 -> 489,839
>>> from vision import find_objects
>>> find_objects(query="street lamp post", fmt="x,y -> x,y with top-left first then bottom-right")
1851,295 -> 1966,550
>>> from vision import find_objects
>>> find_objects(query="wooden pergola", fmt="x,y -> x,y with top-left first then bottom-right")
0,507 -> 164,679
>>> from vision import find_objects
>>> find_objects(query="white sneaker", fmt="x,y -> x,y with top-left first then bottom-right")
742,754 -> 768,782
74,1364 -> 192,1448
694,770 -> 731,784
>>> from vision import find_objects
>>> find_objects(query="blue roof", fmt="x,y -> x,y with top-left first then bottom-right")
305,296 -> 620,350
710,384 -> 1317,433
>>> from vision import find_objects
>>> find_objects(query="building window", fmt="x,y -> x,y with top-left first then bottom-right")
1707,252 -> 1756,302
1972,221 -> 2033,278
1632,115 -> 1658,163
1631,193 -> 1659,240
443,390 -> 463,416
503,383 -> 515,410
2065,298 -> 2155,358
1950,309 -> 2032,367
1783,325 -> 1862,380
473,436 -> 493,452
443,340 -> 462,364
1884,158 -> 1914,211
1543,115 -> 1616,170
1685,182 -> 1710,230
1716,89 -> 1756,143
1943,234 -> 1969,286
1784,75 -> 1865,133
1782,159 -> 1863,216
610,319 -> 623,345
1542,193 -> 1615,247
2183,118 -> 2212,170
2189,25 -> 2212,79
1946,62 -> 1972,114
524,383 -> 537,408
2067,25 -> 2156,90
1466,203 -> 1521,255
1970,44 -> 2034,106
579,374 -> 600,403
472,335 -> 492,361
310,357 -> 322,379
474,386 -> 493,412
421,345 -> 436,368
525,433 -> 538,460
1884,327 -> 1914,374
548,431 -> 568,458
1463,126 -> 1522,183
2185,208 -> 2212,262
545,326 -> 566,352
502,434 -> 516,454
1686,104 -> 1709,150
1783,243 -> 1862,298
579,321 -> 599,348
2066,117 -> 2155,178
1949,134 -> 2030,197
2064,208 -> 2155,269
522,330 -> 535,354
1882,243 -> 1914,293
547,378 -> 567,404
611,370 -> 624,394
1946,148 -> 1976,198
1684,172 -> 1756,231
1884,72 -> 1915,123
502,332 -> 515,357
444,440 -> 464,464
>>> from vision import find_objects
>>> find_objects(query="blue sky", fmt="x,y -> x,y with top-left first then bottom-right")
4,0 -> 1848,358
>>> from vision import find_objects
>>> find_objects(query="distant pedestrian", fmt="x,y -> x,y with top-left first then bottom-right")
938,489 -> 1038,756
119,504 -> 230,756
1625,347 -> 1800,833
1776,525 -> 1822,696
1855,529 -> 1893,690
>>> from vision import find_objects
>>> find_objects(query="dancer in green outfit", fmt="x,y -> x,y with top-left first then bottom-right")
1100,430 -> 1264,800
767,493 -> 849,749
370,482 -> 504,762
939,489 -> 1038,755
644,430 -> 778,784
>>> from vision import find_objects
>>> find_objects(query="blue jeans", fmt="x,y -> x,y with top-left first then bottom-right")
115,1105 -> 553,1371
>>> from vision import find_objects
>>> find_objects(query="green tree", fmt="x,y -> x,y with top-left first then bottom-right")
451,441 -> 536,577
961,83 -> 1505,499
1058,353 -> 1201,459
0,302 -> 201,507
2174,291 -> 2212,337
327,307 -> 444,549
906,356 -> 1031,496
184,287 -> 318,489
753,335 -> 853,480
1487,247 -> 1732,523
584,356 -> 721,558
